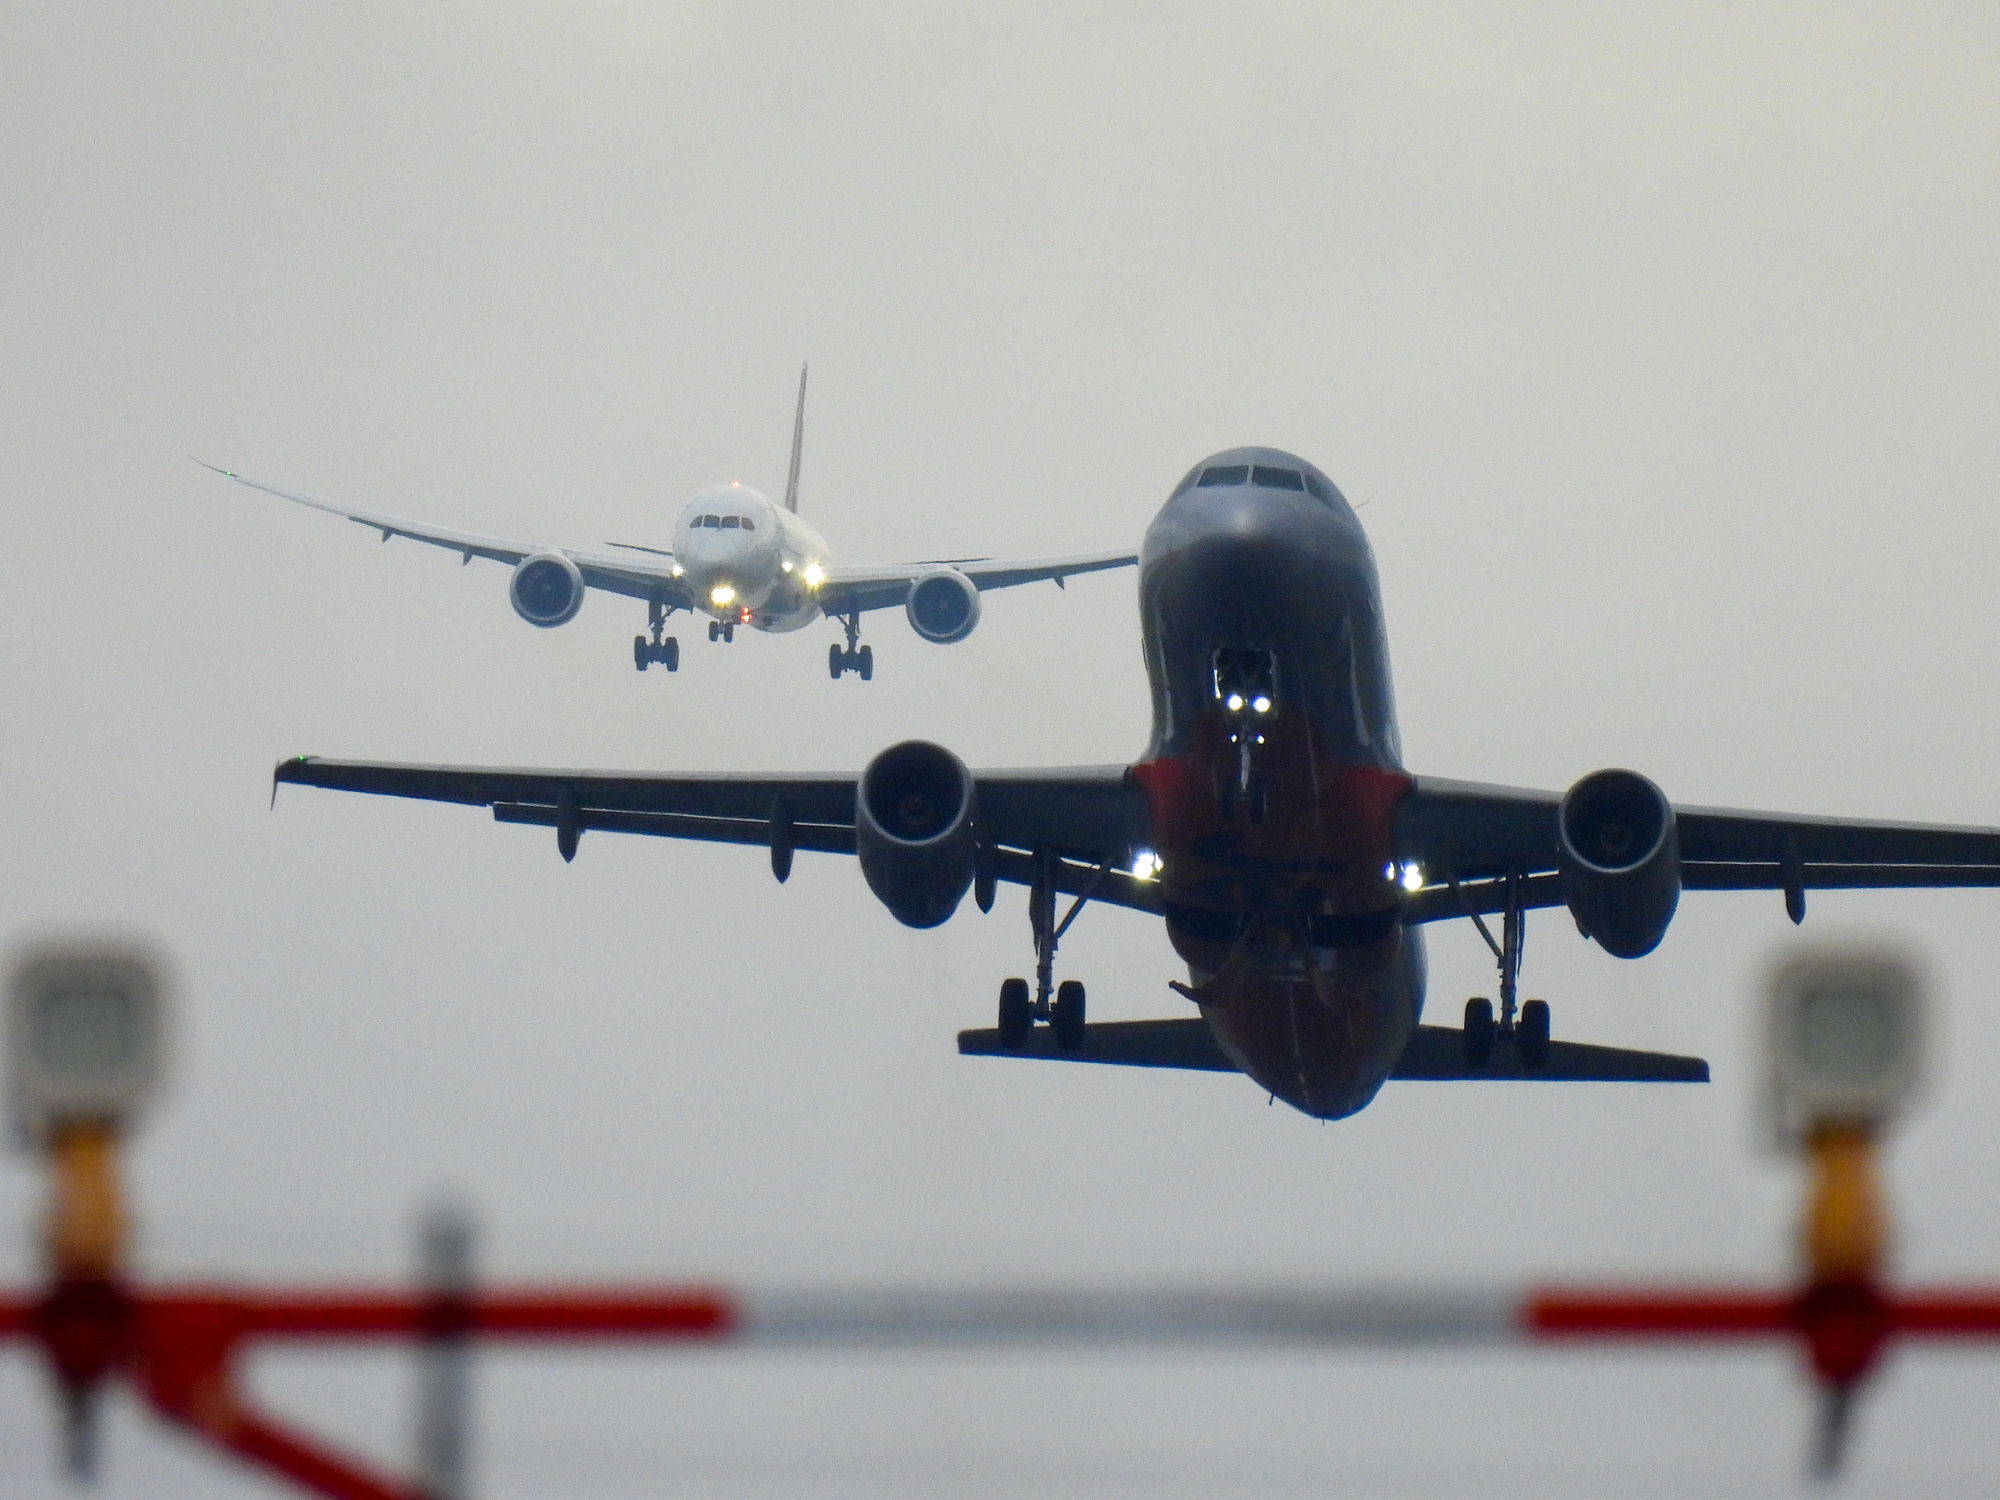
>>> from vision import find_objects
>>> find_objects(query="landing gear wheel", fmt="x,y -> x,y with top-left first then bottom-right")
661,637 -> 679,671
709,620 -> 721,642
857,644 -> 874,681
1462,998 -> 1495,1068
722,622 -> 735,643
997,978 -> 1031,1049
829,643 -> 844,679
634,635 -> 650,672
1518,999 -> 1551,1072
1052,980 -> 1086,1052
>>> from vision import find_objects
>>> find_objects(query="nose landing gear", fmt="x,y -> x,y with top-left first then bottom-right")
634,601 -> 679,672
1452,869 -> 1552,1071
708,619 -> 735,643
827,612 -> 873,680
995,848 -> 1104,1052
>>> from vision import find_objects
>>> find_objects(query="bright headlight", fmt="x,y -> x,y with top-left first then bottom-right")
710,584 -> 736,606
802,562 -> 824,589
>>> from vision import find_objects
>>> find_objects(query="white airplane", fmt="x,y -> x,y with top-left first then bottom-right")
199,368 -> 1134,680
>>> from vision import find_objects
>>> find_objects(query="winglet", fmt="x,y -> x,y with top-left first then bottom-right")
783,363 -> 807,514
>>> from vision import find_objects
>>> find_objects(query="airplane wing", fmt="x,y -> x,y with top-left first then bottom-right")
198,462 -> 697,608
816,548 -> 1138,616
1394,775 -> 2000,923
271,756 -> 1162,912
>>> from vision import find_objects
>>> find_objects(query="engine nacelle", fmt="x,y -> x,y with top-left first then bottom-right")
1558,768 -> 1681,959
905,568 -> 982,644
855,740 -> 978,928
509,552 -> 585,627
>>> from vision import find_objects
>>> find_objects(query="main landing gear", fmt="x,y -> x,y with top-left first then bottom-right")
828,612 -> 873,680
708,619 -> 735,643
1453,869 -> 1551,1071
996,847 -> 1104,1052
634,601 -> 679,672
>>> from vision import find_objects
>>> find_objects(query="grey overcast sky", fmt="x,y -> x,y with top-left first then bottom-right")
4,3 -> 1999,1495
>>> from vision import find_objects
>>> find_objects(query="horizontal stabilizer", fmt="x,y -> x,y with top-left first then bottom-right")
959,1018 -> 1237,1070
1391,1025 -> 1708,1082
958,1019 -> 1707,1083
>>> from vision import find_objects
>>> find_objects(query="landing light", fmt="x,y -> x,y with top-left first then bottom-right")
781,560 -> 793,573
710,585 -> 736,607
802,563 -> 824,589
1225,694 -> 1245,713
1131,850 -> 1164,881
670,565 -> 684,578
1400,863 -> 1425,892
1251,695 -> 1272,714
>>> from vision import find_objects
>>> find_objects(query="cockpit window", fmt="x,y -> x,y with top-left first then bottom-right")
1197,464 -> 1250,488
697,514 -> 718,528
721,515 -> 741,529
1302,472 -> 1334,505
740,516 -> 754,531
1251,465 -> 1305,492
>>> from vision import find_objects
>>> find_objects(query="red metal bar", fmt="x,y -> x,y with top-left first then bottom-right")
1528,1290 -> 1793,1338
121,1287 -> 737,1340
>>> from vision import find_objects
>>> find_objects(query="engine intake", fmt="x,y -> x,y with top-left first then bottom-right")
510,552 -> 585,627
1558,768 -> 1681,958
905,568 -> 982,644
856,740 -> 978,928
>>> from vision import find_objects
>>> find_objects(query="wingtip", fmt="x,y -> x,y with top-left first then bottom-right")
190,455 -> 237,478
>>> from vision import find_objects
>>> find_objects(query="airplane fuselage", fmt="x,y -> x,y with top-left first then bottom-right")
669,483 -> 833,632
1132,448 -> 1423,1119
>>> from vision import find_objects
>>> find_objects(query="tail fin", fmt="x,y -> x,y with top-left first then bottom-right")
783,362 -> 807,513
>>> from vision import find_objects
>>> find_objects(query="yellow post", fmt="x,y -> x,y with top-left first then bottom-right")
44,1119 -> 126,1283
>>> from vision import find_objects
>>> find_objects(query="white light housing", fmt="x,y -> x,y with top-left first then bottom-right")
1765,947 -> 1926,1141
7,942 -> 168,1140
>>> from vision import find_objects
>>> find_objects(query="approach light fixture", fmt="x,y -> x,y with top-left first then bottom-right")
1766,947 -> 1926,1142
7,942 -> 168,1140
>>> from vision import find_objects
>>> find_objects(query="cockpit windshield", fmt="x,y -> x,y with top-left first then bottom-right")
1196,464 -> 1250,488
1251,465 -> 1304,492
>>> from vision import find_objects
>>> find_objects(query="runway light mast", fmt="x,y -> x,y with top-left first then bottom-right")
6,941 -> 167,1478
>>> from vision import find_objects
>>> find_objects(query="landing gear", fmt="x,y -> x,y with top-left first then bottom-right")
996,846 -> 1106,1051
1463,997 -> 1495,1067
997,977 -> 1031,1049
1052,980 -> 1087,1051
827,613 -> 873,679
634,603 -> 679,671
708,619 -> 734,643
1452,868 -> 1551,1071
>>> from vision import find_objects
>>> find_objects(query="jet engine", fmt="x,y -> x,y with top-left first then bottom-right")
1557,768 -> 1681,959
509,552 -> 585,627
855,740 -> 978,928
905,568 -> 982,644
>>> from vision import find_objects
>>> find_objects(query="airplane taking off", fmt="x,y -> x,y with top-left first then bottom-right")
270,446 -> 2000,1120
200,368 -> 1134,681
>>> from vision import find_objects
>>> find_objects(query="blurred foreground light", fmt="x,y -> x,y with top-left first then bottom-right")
1766,946 -> 1925,1142
6,941 -> 168,1141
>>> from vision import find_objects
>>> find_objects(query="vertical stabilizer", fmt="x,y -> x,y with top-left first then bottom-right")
783,363 -> 807,513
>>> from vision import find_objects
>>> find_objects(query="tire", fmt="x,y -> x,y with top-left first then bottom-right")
997,978 -> 1032,1049
634,635 -> 649,671
662,637 -> 679,672
1462,998 -> 1495,1067
1519,999 -> 1551,1071
857,644 -> 874,681
829,644 -> 844,679
709,620 -> 720,642
1052,980 -> 1086,1052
